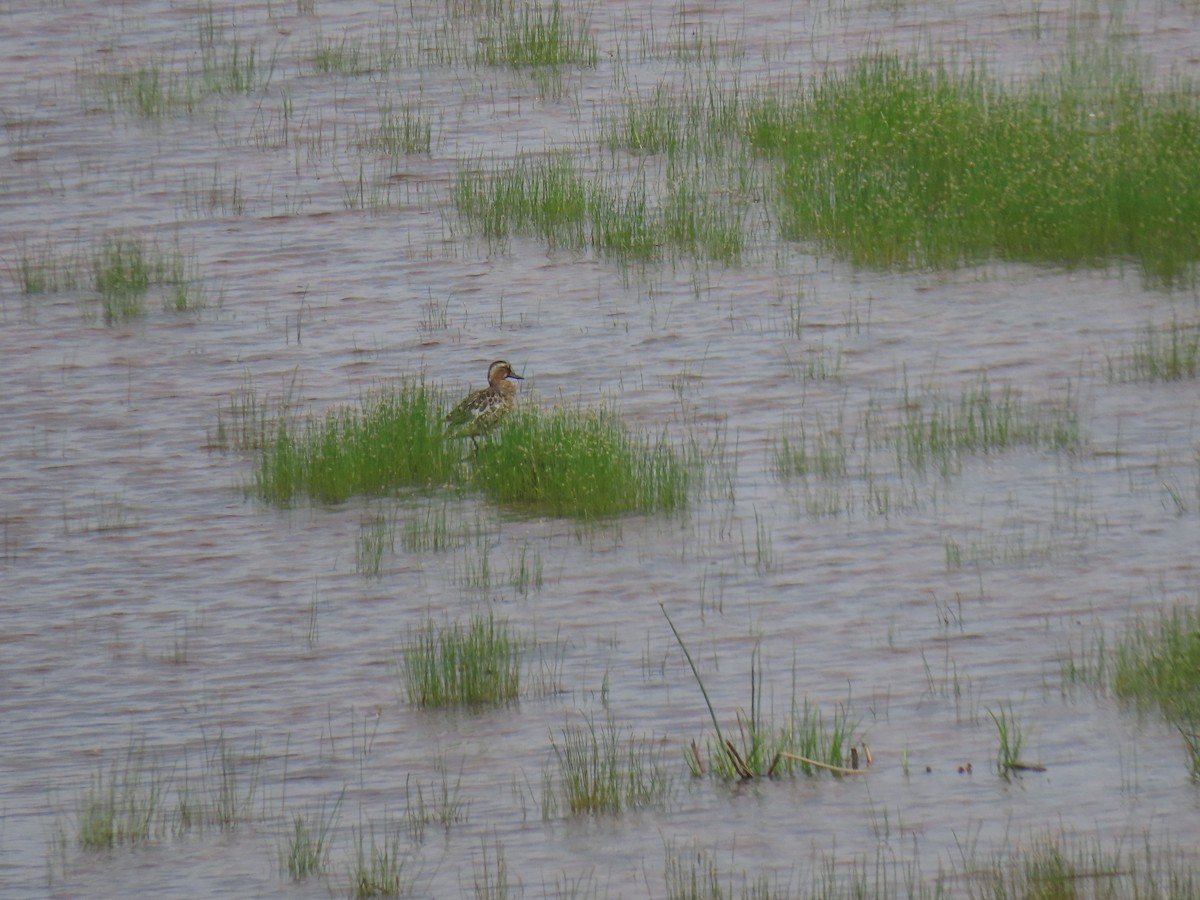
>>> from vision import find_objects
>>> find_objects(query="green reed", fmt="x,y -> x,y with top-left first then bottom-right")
746,52 -> 1200,286
402,612 -> 521,707
475,0 -> 597,68
469,405 -> 690,519
252,381 -> 459,505
545,715 -> 671,816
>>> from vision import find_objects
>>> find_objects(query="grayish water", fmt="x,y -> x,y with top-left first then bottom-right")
2,0 -> 1200,896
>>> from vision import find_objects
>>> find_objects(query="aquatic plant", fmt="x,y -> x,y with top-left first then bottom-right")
544,715 -> 671,816
403,757 -> 470,842
1113,597 -> 1200,775
92,236 -> 188,324
469,405 -> 690,519
1108,318 -> 1200,382
661,604 -> 864,780
251,380 -> 460,505
402,612 -> 521,707
747,52 -> 1200,287
475,0 -> 597,69
76,742 -> 166,850
348,817 -> 407,898
280,790 -> 343,881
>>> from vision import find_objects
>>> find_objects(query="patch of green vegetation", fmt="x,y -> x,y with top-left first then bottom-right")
200,38 -> 270,95
476,0 -> 597,68
746,52 -> 1200,287
544,715 -> 671,816
402,612 -> 521,708
987,703 -> 1043,781
8,241 -> 81,295
349,817 -> 407,899
772,416 -> 850,480
894,377 -> 1081,474
356,102 -> 433,155
1113,597 -> 1200,774
252,381 -> 460,505
280,790 -> 343,881
92,236 -> 195,324
469,405 -> 690,519
76,742 -> 166,850
1108,318 -> 1200,381
356,510 -> 396,578
453,151 -> 745,262
403,757 -> 470,842
662,606 -> 864,781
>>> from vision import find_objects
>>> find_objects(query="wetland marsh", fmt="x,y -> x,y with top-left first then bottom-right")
3,0 -> 1200,896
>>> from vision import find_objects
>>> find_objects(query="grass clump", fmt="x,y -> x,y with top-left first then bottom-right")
92,236 -> 193,324
894,377 -> 1081,475
252,381 -> 459,505
544,715 -> 671,816
1113,598 -> 1200,774
662,605 -> 865,781
747,52 -> 1200,287
356,102 -> 433,155
453,152 -> 745,262
402,612 -> 521,708
9,241 -> 81,295
1109,318 -> 1200,381
76,743 -> 166,849
476,0 -> 597,69
349,819 -> 407,899
469,405 -> 690,519
280,791 -> 343,881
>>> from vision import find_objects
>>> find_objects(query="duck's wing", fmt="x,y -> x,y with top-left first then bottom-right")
445,388 -> 504,435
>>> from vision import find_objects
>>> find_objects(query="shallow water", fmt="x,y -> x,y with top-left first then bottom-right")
2,0 -> 1200,896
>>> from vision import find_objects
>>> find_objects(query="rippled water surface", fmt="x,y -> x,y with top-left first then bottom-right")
3,1 -> 1200,897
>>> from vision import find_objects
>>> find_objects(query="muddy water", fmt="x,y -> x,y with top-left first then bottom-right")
2,0 -> 1200,896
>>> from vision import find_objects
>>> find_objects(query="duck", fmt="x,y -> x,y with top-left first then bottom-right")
444,359 -> 524,443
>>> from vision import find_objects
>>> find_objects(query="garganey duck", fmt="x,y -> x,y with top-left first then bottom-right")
444,359 -> 523,443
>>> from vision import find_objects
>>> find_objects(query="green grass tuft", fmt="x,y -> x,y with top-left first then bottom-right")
402,612 -> 521,708
1113,598 -> 1200,774
1109,318 -> 1200,381
546,716 -> 671,816
76,743 -> 166,850
252,381 -> 460,505
469,405 -> 690,519
476,0 -> 597,69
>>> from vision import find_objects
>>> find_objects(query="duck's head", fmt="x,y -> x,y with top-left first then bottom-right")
487,360 -> 523,384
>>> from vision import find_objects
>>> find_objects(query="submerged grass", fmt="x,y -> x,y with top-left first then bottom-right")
476,0 -> 597,69
894,377 -> 1081,475
1108,318 -> 1200,381
662,605 -> 863,781
469,405 -> 690,519
545,715 -> 671,816
1113,597 -> 1200,774
76,742 -> 166,850
252,381 -> 459,505
402,612 -> 521,708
